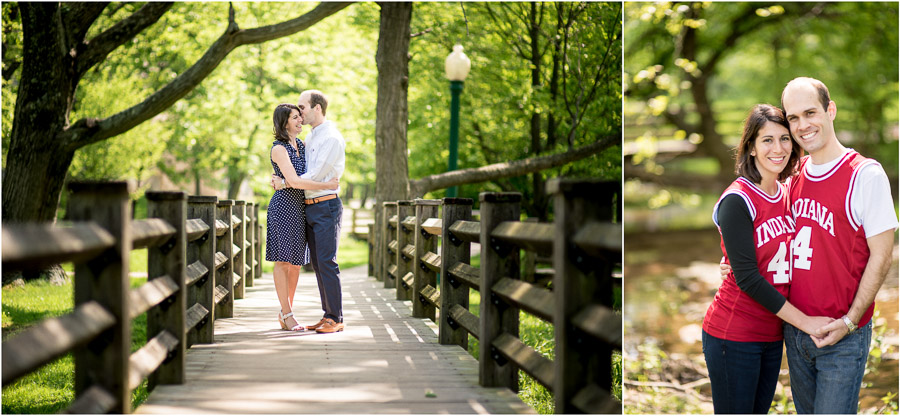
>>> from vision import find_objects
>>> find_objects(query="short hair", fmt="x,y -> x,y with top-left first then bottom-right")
272,103 -> 299,143
781,77 -> 831,112
735,104 -> 802,183
303,90 -> 328,116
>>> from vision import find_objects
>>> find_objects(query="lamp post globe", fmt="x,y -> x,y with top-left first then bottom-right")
445,45 -> 470,198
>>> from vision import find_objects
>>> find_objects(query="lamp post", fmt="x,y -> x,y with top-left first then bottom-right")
445,44 -> 470,198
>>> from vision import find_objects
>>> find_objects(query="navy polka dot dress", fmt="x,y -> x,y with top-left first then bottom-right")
266,139 -> 310,266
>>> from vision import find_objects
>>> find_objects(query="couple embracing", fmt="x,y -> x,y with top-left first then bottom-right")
705,77 -> 898,413
265,90 -> 346,334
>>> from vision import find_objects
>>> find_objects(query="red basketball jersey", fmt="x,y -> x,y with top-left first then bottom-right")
788,151 -> 875,326
704,177 -> 794,342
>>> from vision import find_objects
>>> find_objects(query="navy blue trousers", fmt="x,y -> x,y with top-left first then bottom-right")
305,197 -> 343,322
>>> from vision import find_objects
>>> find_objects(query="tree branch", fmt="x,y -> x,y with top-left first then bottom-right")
663,108 -> 698,136
485,4 -> 530,61
61,2 -> 352,152
104,3 -> 128,18
701,3 -> 822,75
471,121 -> 499,164
409,131 -> 619,196
624,162 -> 730,193
410,27 -> 434,38
60,2 -> 109,51
75,2 -> 174,78
564,4 -> 621,145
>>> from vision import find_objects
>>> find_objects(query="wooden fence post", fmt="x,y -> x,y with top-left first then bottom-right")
367,223 -> 375,278
255,205 -> 263,281
188,196 -> 217,345
395,200 -> 414,301
550,179 -> 619,413
216,200 -> 235,319
373,203 -> 383,282
412,199 -> 440,319
439,198 -> 473,349
351,204 -> 359,237
244,202 -> 255,288
146,191 -> 187,388
68,181 -> 133,413
522,218 -> 538,284
382,201 -> 398,289
233,201 -> 246,299
479,192 -> 521,391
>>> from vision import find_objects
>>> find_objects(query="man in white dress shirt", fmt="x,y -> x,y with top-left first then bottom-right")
274,89 -> 346,333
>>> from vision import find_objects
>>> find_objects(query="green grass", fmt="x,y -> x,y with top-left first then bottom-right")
260,233 -> 370,275
336,235 -> 370,269
2,277 -> 149,414
60,248 -> 148,275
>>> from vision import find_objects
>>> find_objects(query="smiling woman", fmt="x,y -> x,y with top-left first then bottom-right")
701,104 -> 817,414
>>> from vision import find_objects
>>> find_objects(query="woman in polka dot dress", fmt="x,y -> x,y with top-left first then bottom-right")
267,103 -> 339,331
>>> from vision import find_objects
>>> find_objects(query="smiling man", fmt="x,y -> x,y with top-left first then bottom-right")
780,77 -> 897,413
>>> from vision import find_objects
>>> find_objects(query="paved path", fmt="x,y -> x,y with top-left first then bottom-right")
136,265 -> 533,414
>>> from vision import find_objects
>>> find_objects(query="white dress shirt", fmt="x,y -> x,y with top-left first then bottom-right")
300,119 -> 345,199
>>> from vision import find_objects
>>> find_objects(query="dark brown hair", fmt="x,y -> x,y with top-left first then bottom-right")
735,104 -> 802,183
305,90 -> 328,116
272,103 -> 300,143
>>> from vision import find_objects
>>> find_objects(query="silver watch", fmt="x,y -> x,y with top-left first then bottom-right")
281,178 -> 286,189
841,315 -> 857,333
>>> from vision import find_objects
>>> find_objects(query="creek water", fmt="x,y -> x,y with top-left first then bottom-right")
624,228 -> 899,412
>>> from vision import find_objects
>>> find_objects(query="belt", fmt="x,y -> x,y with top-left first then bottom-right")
305,194 -> 337,205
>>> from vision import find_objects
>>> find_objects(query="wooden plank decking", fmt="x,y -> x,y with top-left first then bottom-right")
136,265 -> 533,414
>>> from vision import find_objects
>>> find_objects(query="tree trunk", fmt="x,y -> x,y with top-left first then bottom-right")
528,2 -> 549,221
374,2 -> 412,205
227,169 -> 246,200
3,3 -> 73,224
2,6 -> 73,286
681,20 -> 733,176
373,2 -> 412,281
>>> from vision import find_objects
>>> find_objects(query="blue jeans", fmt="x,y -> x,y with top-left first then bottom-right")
702,330 -> 783,414
784,321 -> 871,414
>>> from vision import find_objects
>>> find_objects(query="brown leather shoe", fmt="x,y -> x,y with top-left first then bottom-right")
315,318 -> 345,333
306,318 -> 328,331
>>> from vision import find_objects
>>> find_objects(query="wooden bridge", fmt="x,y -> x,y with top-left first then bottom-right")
2,178 -> 622,414
136,265 -> 531,414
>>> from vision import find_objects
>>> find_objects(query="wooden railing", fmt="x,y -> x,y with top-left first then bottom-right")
1,181 -> 263,413
343,182 -> 375,241
369,179 -> 622,413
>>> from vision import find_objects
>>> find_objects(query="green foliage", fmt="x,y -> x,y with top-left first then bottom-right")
625,2 -> 899,220
1,2 -> 22,169
407,2 -> 622,212
3,2 -> 619,220
136,3 -> 378,201
2,277 -> 149,413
